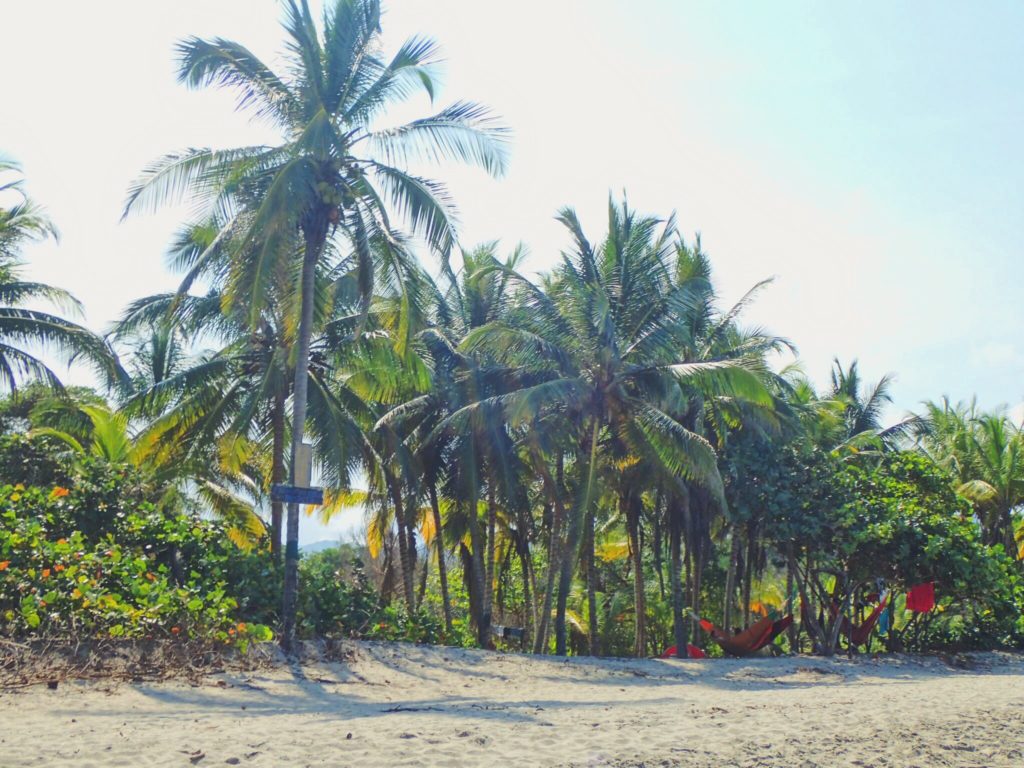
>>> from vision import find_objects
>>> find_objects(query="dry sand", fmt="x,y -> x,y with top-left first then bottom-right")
2,642 -> 1022,767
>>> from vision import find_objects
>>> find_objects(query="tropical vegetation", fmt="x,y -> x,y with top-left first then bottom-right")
2,0 -> 1022,659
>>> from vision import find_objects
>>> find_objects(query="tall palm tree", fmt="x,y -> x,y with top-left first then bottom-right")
457,199 -> 776,655
0,158 -> 119,390
379,244 -> 529,646
121,0 -> 508,649
115,215 -> 302,560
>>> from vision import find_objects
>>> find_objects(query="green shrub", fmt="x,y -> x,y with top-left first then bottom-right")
297,547 -> 379,637
0,480 -> 273,652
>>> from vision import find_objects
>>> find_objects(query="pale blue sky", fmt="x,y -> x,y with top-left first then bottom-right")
2,1 -> 1022,542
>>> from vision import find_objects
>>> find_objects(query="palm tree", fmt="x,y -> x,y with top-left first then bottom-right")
121,0 -> 508,649
914,399 -> 1024,558
826,359 -> 906,450
114,215 -> 302,560
0,158 -> 119,391
379,244 -> 529,646
457,199 -> 776,655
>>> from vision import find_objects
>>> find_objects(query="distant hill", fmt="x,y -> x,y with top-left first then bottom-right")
300,539 -> 339,555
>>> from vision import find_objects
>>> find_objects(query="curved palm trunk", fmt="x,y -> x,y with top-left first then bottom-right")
533,457 -> 565,654
515,528 -> 535,650
428,482 -> 453,635
387,474 -> 416,609
281,222 -> 326,653
555,421 -> 600,656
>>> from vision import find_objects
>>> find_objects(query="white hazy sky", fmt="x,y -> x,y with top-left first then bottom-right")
3,1 -> 1022,542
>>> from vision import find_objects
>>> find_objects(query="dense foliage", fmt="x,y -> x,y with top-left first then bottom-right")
0,456 -> 272,650
1,0 -> 1021,659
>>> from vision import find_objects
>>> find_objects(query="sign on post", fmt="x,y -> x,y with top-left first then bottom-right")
271,484 -> 324,506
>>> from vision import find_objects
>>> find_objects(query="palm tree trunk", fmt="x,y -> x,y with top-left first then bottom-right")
669,500 -> 687,658
270,389 -> 286,563
626,494 -> 647,658
417,543 -> 429,605
533,457 -> 565,654
786,547 -> 798,650
460,542 -> 484,641
723,528 -> 738,633
742,531 -> 754,628
387,476 -> 416,609
281,221 -> 326,653
652,510 -> 666,600
555,421 -> 600,656
428,482 -> 453,635
691,544 -> 704,647
464,487 -> 490,647
485,483 -> 497,626
683,542 -> 693,641
585,505 -> 600,656
516,529 -> 535,651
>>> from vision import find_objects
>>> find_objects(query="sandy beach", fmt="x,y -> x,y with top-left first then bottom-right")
2,643 -> 1022,768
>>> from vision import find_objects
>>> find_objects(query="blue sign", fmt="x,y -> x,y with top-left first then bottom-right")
271,484 -> 324,505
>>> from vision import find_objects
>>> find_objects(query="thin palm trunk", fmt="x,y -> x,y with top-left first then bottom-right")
281,223 -> 325,653
626,495 -> 647,657
417,542 -> 429,604
485,483 -> 497,624
555,421 -> 600,656
585,505 -> 600,656
387,474 -> 416,608
692,558 -> 703,647
669,502 -> 686,658
428,482 -> 453,635
742,532 -> 754,628
270,390 -> 286,562
723,529 -> 739,633
652,511 -> 666,600
460,542 -> 484,640
516,529 -> 535,650
786,547 -> 798,650
533,456 -> 565,654
465,486 -> 490,646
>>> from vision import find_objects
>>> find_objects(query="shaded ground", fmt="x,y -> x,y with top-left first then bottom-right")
1,642 -> 1022,767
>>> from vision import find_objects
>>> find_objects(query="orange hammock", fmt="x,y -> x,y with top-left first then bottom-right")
699,614 -> 793,657
838,594 -> 889,646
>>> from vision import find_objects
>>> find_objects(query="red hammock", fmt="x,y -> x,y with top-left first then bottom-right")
700,615 -> 793,657
801,593 -> 889,647
838,594 -> 889,646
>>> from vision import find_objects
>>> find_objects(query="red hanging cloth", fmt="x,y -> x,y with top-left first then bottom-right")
906,582 -> 935,613
658,643 -> 707,659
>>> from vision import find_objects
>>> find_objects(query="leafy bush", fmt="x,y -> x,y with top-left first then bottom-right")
0,477 -> 273,652
0,433 -> 72,488
294,546 -> 454,644
297,547 -> 379,637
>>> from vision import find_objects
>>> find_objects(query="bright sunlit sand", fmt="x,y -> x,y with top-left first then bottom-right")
3,643 -> 1023,768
